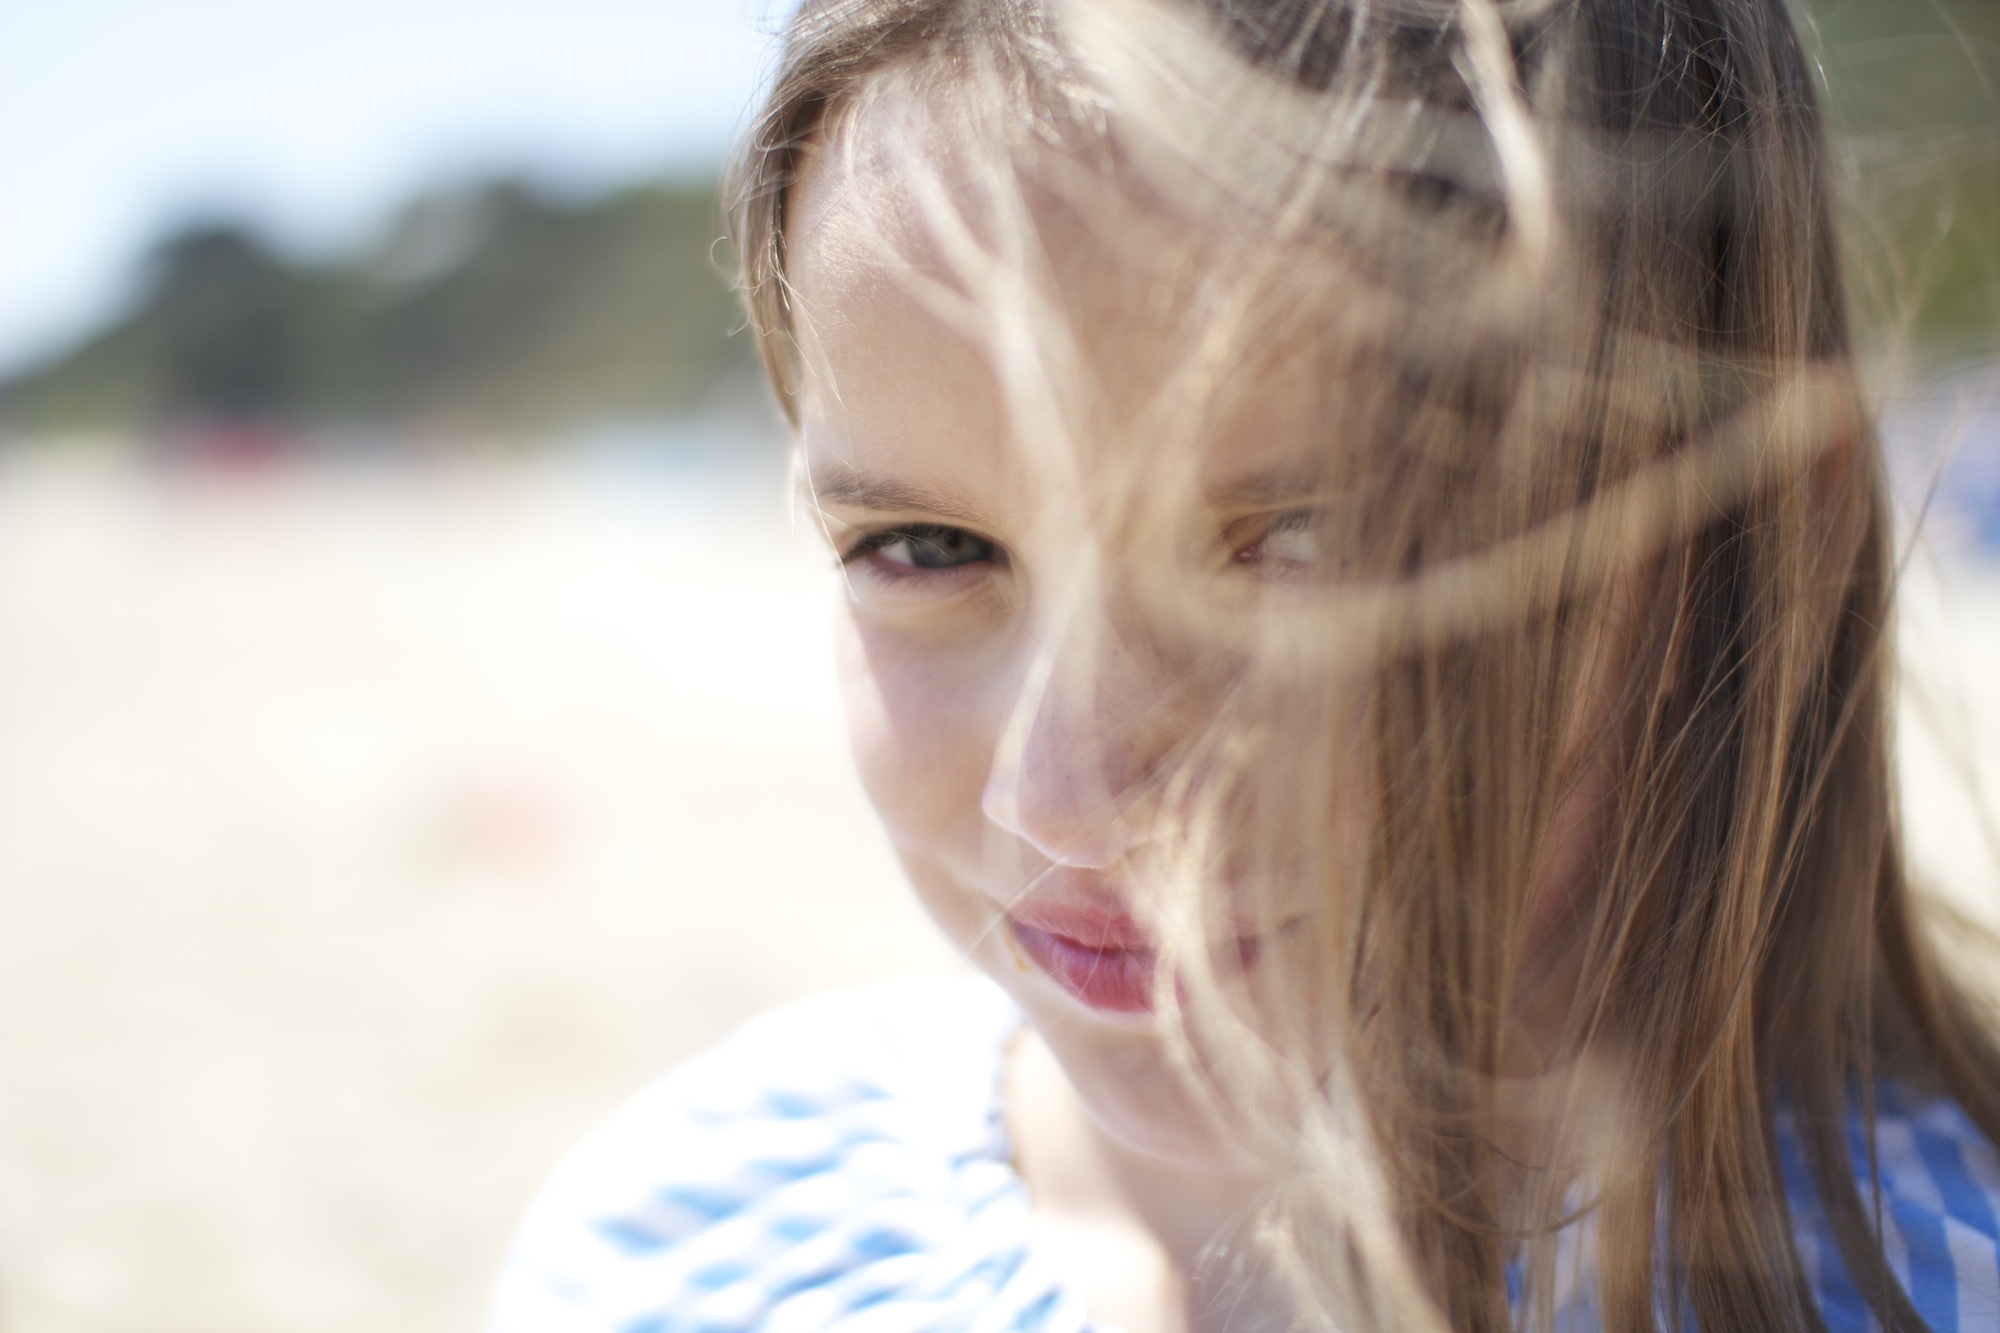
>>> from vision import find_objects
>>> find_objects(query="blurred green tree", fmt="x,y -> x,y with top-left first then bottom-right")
0,178 -> 756,436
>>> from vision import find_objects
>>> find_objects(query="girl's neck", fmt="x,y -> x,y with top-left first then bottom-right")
1005,1029 -> 1291,1333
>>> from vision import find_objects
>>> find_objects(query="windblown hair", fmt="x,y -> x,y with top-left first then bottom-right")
727,1 -> 2000,1329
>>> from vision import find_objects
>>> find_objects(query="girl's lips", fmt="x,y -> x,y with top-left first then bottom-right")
1009,919 -> 1157,1012
1003,897 -> 1278,1014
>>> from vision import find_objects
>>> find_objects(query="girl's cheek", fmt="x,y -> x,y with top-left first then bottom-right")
833,610 -> 1005,862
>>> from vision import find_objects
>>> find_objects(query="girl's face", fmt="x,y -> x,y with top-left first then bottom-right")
787,93 -> 1620,1172
786,112 -> 1361,1168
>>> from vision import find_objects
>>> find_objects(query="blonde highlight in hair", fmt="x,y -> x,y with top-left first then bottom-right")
728,2 -> 2000,1329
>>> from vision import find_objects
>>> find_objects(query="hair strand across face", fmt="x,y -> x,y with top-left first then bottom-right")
730,3 -> 2000,1329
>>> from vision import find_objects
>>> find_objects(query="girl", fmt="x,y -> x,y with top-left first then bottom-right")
492,1 -> 2000,1329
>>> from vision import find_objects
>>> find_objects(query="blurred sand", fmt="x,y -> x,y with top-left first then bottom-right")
0,437 -> 959,1333
0,434 -> 1994,1333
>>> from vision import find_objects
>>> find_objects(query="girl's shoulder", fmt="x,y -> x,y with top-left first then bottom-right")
487,975 -> 1094,1333
1779,1083 -> 2000,1331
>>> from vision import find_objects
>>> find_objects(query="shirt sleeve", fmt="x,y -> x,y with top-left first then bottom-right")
485,976 -> 1032,1333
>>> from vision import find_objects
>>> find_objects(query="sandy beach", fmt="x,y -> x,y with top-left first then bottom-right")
2,433 -> 1994,1332
0,437 -> 959,1333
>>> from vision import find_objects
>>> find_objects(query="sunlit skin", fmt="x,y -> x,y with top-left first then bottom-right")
784,94 -> 1619,1332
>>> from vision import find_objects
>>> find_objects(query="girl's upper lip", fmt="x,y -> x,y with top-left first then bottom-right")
1004,898 -> 1153,951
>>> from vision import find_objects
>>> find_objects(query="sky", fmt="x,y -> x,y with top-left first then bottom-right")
0,0 -> 783,376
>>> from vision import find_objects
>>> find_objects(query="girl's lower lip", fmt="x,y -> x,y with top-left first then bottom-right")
1009,920 -> 1157,1013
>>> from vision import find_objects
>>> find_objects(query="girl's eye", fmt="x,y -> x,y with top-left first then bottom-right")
842,524 -> 1000,573
1230,508 -> 1326,574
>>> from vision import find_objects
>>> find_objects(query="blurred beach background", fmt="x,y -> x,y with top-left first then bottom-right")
0,2 -> 1995,1330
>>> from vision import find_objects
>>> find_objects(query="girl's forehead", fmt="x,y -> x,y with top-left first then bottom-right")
789,92 -> 1344,513
791,89 -> 1179,351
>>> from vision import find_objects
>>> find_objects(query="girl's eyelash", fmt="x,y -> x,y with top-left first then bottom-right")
839,515 -> 1323,573
1229,506 -> 1324,558
837,523 -> 1004,569
838,526 -> 913,565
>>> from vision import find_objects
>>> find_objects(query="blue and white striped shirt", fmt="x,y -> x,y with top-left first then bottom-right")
1780,1081 -> 2000,1330
489,976 -> 2000,1332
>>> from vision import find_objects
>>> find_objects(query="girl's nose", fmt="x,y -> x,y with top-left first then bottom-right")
980,606 -> 1185,869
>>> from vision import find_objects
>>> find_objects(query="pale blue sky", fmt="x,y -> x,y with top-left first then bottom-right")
0,0 -> 783,375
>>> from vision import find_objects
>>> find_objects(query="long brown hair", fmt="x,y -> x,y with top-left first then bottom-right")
726,1 -> 2000,1328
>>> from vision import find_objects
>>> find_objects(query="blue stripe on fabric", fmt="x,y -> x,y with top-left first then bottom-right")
623,1317 -> 760,1333
687,1259 -> 754,1291
1856,1096 -> 1967,1332
762,1259 -> 852,1306
840,1282 -> 901,1314
599,1218 -> 670,1255
1014,1287 -> 1063,1331
1885,1189 -> 1959,1332
832,1127 -> 896,1156
1913,1115 -> 2000,1239
764,1237 -> 934,1309
1778,1115 -> 1873,1332
849,1227 -> 922,1260
621,1302 -> 754,1333
767,1213 -> 825,1242
696,1128 -> 895,1189
618,1318 -> 667,1333
687,1081 -> 890,1130
956,1250 -> 1023,1291
962,1175 -> 1025,1214
761,1089 -> 825,1119
760,1240 -> 924,1304
657,1185 -> 744,1222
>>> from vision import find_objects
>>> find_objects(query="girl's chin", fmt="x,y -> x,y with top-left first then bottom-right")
1012,1008 -> 1266,1176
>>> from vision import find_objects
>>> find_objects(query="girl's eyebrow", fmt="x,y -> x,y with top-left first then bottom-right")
802,464 -> 988,525
803,459 -> 1325,524
1208,463 -> 1328,508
